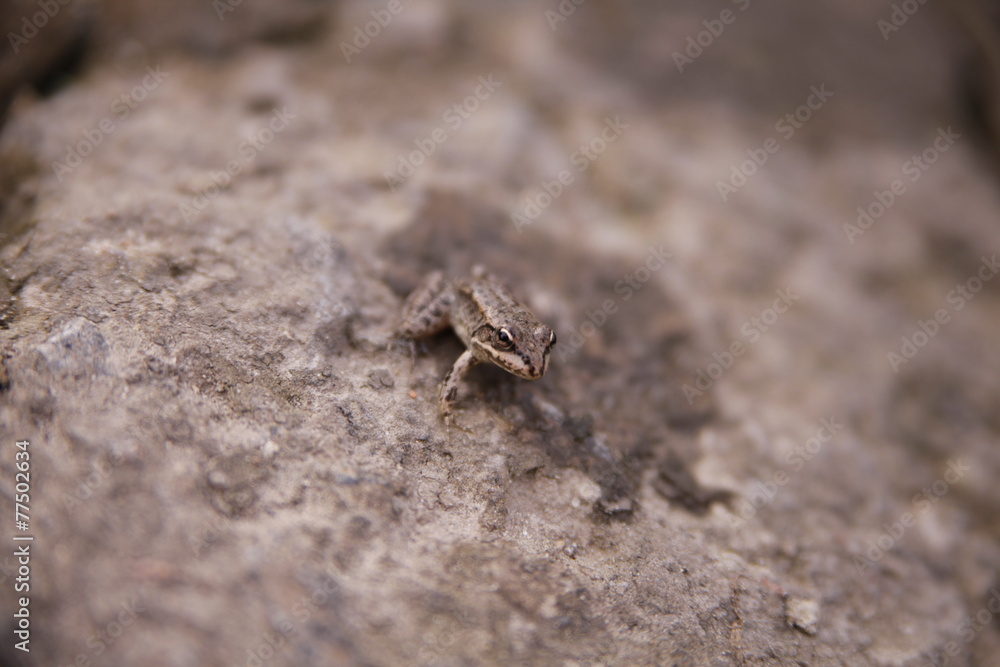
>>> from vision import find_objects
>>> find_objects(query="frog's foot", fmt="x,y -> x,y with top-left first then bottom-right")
439,386 -> 461,429
441,407 -> 474,433
439,349 -> 477,409
439,351 -> 479,432
390,335 -> 418,369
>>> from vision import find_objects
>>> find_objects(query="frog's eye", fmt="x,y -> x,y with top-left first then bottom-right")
496,327 -> 514,348
549,331 -> 557,346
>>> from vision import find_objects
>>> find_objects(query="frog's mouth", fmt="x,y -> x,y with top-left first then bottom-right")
511,346 -> 550,380
532,350 -> 550,379
473,341 -> 546,380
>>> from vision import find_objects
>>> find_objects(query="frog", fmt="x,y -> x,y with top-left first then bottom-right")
398,265 -> 556,424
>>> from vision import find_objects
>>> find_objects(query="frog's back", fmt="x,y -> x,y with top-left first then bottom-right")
463,278 -> 522,326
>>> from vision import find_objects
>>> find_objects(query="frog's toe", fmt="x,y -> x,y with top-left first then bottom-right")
442,410 -> 474,433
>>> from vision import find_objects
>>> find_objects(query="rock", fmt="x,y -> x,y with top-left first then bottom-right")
785,595 -> 821,636
1,1 -> 999,666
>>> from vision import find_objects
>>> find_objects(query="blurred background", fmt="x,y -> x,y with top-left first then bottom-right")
2,1 -> 1000,665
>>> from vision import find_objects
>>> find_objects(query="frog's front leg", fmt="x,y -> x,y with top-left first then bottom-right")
439,348 -> 479,424
398,270 -> 456,339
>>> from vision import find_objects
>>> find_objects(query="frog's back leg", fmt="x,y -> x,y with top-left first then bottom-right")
398,270 -> 455,338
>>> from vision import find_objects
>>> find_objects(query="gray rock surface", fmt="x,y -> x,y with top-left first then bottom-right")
1,1 -> 1000,665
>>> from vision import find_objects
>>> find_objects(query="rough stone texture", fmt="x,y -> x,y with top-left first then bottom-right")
1,1 -> 1000,666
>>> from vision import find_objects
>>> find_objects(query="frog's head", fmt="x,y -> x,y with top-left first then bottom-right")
473,323 -> 556,380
